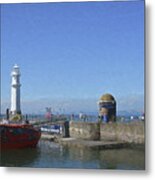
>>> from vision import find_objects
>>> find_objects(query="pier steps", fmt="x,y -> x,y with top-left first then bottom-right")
58,138 -> 130,150
40,133 -> 130,150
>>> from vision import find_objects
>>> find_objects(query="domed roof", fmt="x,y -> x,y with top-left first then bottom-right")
99,93 -> 115,102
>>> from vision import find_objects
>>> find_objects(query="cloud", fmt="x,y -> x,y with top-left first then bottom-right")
117,94 -> 144,112
1,98 -> 98,114
1,94 -> 144,115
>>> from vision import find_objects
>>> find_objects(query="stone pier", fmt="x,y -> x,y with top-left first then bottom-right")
69,121 -> 144,144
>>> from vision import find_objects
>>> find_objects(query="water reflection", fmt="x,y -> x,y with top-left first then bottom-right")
99,147 -> 145,170
0,140 -> 145,170
0,147 -> 40,167
62,145 -> 145,170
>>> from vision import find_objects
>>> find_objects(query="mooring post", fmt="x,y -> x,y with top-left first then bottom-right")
6,108 -> 9,120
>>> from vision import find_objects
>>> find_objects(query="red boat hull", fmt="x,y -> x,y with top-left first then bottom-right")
0,124 -> 41,149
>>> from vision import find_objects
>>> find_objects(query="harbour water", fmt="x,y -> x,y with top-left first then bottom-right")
0,140 -> 145,170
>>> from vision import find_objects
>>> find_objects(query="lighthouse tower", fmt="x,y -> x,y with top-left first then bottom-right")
10,64 -> 21,115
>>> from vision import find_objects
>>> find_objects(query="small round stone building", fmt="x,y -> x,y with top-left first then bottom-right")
98,93 -> 116,123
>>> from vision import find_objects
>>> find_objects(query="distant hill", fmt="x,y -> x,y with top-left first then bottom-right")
117,110 -> 143,117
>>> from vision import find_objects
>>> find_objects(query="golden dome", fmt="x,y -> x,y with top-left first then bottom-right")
99,93 -> 115,102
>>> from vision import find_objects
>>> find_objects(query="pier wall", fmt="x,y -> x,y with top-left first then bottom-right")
69,121 -> 100,140
69,121 -> 144,144
100,122 -> 145,144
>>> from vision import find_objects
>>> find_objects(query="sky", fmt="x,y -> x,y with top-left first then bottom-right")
1,0 -> 144,114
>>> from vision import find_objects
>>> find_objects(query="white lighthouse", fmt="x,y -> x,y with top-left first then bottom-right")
10,64 -> 21,115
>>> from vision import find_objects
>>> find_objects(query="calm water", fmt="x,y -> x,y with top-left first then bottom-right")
0,140 -> 145,170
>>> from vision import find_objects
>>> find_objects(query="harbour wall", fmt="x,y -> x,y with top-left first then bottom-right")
69,121 -> 145,144
69,121 -> 100,140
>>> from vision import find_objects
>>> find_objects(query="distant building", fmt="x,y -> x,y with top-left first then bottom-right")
98,93 -> 116,123
139,113 -> 145,121
45,107 -> 52,120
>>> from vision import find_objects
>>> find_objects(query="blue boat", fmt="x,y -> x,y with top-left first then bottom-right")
40,125 -> 62,134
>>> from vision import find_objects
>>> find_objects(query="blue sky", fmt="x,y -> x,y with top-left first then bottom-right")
1,1 -> 144,114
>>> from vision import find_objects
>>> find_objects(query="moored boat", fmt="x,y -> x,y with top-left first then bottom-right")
0,123 -> 41,149
41,124 -> 62,134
